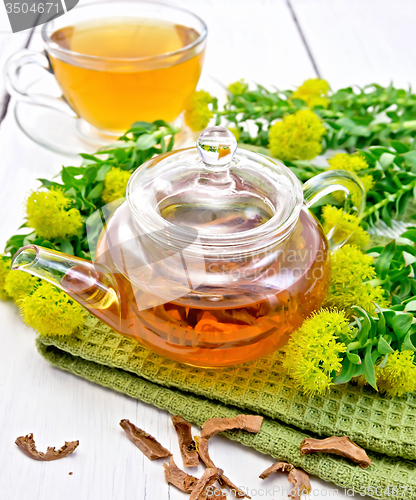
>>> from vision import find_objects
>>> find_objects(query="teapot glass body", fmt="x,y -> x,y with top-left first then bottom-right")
11,127 -> 365,368
94,199 -> 330,367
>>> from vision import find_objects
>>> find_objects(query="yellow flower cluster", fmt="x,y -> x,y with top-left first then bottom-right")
4,270 -> 39,301
0,257 -> 39,301
325,244 -> 389,315
321,205 -> 369,248
228,79 -> 249,96
283,309 -> 352,395
184,90 -> 214,132
101,167 -> 131,205
0,256 -> 10,300
377,350 -> 416,397
292,78 -> 330,109
0,257 -> 11,300
19,282 -> 85,336
268,110 -> 326,161
26,188 -> 83,240
328,153 -> 374,202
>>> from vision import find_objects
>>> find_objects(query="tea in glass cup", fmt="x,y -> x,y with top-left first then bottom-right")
5,1 -> 207,140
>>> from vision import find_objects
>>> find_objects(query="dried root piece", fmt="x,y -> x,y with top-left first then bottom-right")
15,433 -> 79,461
260,461 -> 311,500
119,419 -> 171,460
259,462 -> 294,479
190,468 -> 223,500
201,415 -> 263,440
195,436 -> 215,468
171,415 -> 199,467
196,436 -> 250,499
300,436 -> 371,469
287,468 -> 312,500
163,457 -> 198,493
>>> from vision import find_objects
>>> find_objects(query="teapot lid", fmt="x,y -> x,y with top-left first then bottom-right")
127,127 -> 303,249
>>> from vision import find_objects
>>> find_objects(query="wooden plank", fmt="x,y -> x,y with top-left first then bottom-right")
168,0 -> 317,88
291,0 -> 416,89
0,2 -> 365,500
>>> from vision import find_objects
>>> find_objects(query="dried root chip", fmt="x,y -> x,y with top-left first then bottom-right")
196,436 -> 250,499
260,461 -> 311,500
195,436 -> 215,468
259,462 -> 294,479
15,433 -> 79,461
163,457 -> 198,493
288,468 -> 312,500
119,419 -> 171,460
201,415 -> 263,440
209,488 -> 227,500
300,436 -> 371,469
189,467 -> 223,500
171,415 -> 199,467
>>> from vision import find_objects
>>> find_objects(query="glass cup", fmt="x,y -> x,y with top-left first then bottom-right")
4,0 -> 207,142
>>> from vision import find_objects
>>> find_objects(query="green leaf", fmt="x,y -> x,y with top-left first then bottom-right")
401,229 -> 416,244
402,331 -> 416,351
377,336 -> 394,354
391,312 -> 414,338
334,359 -> 356,385
391,140 -> 409,154
405,300 -> 416,312
135,134 -> 158,151
79,153 -> 103,163
84,165 -> 98,184
37,178 -> 63,189
377,309 -> 386,335
59,239 -> 74,255
87,182 -> 104,200
379,153 -> 396,169
375,240 -> 396,279
363,346 -> 377,390
96,164 -> 112,182
346,352 -> 362,365
401,150 -> 416,168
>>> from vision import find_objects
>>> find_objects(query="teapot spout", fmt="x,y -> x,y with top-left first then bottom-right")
11,245 -> 121,331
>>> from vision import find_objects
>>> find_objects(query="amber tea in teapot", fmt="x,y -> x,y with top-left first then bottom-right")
12,128 -> 365,368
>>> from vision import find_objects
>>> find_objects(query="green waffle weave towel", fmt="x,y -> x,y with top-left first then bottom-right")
36,315 -> 416,499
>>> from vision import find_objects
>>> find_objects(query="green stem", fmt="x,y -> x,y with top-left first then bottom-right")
215,104 -> 291,118
362,179 -> 416,219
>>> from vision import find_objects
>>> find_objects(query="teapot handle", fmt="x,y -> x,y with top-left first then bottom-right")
303,170 -> 366,252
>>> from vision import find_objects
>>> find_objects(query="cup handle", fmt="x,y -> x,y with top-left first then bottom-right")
303,170 -> 366,251
4,49 -> 77,117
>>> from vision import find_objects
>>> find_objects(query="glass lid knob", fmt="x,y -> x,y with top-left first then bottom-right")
196,126 -> 237,167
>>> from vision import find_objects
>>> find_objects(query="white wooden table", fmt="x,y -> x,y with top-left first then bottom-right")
1,1 -> 416,499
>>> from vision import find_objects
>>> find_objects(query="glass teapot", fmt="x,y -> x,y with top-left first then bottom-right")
12,127 -> 365,367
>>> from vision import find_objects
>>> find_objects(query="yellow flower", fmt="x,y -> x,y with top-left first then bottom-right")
325,244 -> 389,315
321,205 -> 369,248
377,350 -> 416,397
4,270 -> 39,301
184,90 -> 214,132
283,309 -> 352,395
101,167 -> 131,205
26,188 -> 83,240
328,153 -> 374,202
227,127 -> 241,142
268,110 -> 326,161
228,79 -> 249,96
0,257 -> 11,300
292,78 -> 330,108
328,152 -> 368,173
19,282 -> 85,336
